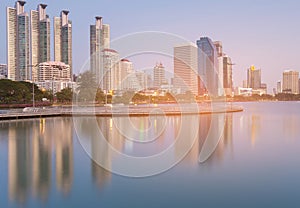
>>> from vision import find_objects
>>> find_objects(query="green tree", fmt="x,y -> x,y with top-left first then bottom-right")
76,70 -> 98,102
56,88 -> 73,103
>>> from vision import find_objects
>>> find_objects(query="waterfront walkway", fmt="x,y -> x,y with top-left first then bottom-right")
0,104 -> 243,121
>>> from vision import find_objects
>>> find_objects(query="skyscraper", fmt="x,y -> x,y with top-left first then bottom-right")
247,65 -> 261,89
7,1 -> 30,81
102,49 -> 120,91
277,80 -> 282,94
120,59 -> 136,90
54,11 -> 72,79
223,55 -> 233,95
90,17 -> 103,85
54,17 -> 61,62
102,24 -> 110,49
197,37 -> 219,96
214,41 -> 224,96
282,70 -> 299,94
174,43 -> 198,95
90,17 -> 111,86
153,63 -> 166,88
30,4 -> 50,81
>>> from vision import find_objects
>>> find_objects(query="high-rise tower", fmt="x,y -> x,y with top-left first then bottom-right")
197,37 -> 219,96
90,17 -> 111,86
282,70 -> 299,94
174,43 -> 199,95
7,1 -> 30,81
30,4 -> 50,81
54,11 -> 72,80
153,63 -> 166,88
247,65 -> 261,90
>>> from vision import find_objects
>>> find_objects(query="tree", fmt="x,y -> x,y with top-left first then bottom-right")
0,79 -> 45,104
95,88 -> 106,104
56,88 -> 73,103
76,70 -> 98,102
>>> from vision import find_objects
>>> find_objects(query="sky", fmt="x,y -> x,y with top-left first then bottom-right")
0,0 -> 300,92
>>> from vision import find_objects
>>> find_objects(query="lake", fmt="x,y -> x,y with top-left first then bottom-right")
0,102 -> 300,207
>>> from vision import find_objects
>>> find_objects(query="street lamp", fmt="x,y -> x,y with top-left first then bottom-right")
28,64 -> 39,108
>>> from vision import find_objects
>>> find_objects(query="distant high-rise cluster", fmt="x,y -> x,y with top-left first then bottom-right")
90,16 -> 152,93
173,38 -> 233,96
6,1 -> 72,83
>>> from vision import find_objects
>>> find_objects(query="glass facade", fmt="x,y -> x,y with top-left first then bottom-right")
17,14 -> 30,81
197,37 -> 218,96
39,19 -> 50,63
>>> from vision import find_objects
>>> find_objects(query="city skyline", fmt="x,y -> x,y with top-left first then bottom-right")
1,0 -> 300,92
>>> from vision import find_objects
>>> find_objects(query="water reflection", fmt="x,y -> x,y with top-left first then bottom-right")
76,113 -> 234,175
4,113 -> 234,204
5,118 -> 73,204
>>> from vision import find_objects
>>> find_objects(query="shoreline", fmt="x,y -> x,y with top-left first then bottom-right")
0,106 -> 243,121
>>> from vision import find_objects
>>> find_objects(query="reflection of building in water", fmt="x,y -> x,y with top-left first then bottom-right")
212,113 -> 233,162
250,115 -> 260,147
175,115 -> 199,164
32,119 -> 52,201
185,113 -> 233,164
7,118 -> 74,204
283,115 -> 300,140
54,118 -> 73,194
223,114 -> 233,152
92,118 -> 112,188
8,122 -> 31,203
184,114 -> 213,163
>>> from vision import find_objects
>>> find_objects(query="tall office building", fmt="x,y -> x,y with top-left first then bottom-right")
90,17 -> 111,86
120,59 -> 137,90
54,17 -> 61,62
30,4 -> 51,81
90,17 -> 103,85
282,70 -> 299,94
174,43 -> 198,95
214,41 -> 224,96
223,55 -> 233,95
54,11 -> 72,79
7,1 -> 30,81
102,24 -> 110,49
197,37 -> 219,96
153,63 -> 166,88
247,65 -> 261,89
276,80 -> 282,94
102,49 -> 120,91
135,71 -> 152,91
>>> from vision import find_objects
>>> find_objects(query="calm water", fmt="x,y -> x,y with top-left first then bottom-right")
0,102 -> 300,207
